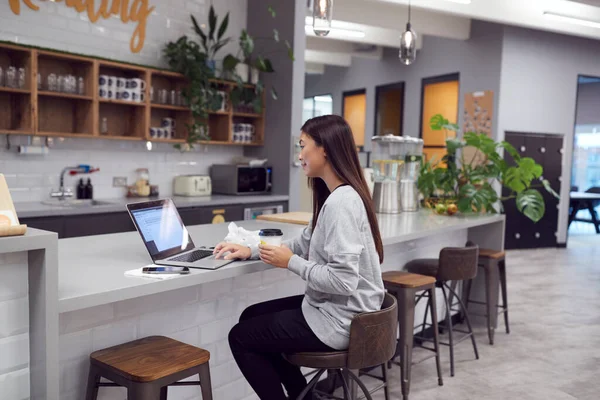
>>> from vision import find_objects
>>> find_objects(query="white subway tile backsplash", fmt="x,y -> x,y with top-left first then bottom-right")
138,307 -> 185,337
60,358 -> 89,394
0,297 -> 29,339
214,378 -> 250,400
170,326 -> 200,348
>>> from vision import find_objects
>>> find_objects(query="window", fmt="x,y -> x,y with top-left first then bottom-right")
374,82 -> 405,137
303,94 -> 333,124
420,73 -> 460,165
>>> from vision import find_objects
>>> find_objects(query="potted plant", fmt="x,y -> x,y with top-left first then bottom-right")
163,36 -> 221,149
222,5 -> 295,113
191,5 -> 231,72
418,114 -> 559,222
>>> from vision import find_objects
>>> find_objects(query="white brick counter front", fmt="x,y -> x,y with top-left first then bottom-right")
2,212 -> 505,400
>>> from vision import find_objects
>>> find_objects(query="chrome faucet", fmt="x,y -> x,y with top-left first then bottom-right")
50,165 -> 99,201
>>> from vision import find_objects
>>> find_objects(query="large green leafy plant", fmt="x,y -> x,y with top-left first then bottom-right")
418,114 -> 559,222
163,6 -> 230,149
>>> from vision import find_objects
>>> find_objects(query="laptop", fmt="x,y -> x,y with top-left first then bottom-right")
127,198 -> 235,270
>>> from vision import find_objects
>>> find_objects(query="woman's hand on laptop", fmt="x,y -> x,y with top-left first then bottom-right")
213,242 -> 252,260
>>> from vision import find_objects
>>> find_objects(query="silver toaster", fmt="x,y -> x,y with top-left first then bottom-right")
173,175 -> 212,197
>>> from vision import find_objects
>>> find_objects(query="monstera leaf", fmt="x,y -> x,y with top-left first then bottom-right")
516,189 -> 545,223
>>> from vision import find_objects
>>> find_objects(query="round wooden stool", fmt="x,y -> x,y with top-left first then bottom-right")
85,336 -> 212,400
382,271 -> 443,400
463,248 -> 509,345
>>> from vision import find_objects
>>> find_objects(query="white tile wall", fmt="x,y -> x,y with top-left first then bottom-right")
0,252 -> 30,399
57,273 -> 306,400
0,136 -> 244,203
0,0 -> 249,203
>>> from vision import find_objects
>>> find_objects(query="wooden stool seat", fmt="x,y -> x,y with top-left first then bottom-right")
86,336 -> 213,400
382,271 -> 436,289
90,336 -> 210,382
478,248 -> 505,260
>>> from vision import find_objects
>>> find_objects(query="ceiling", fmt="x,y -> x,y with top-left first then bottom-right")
305,0 -> 600,73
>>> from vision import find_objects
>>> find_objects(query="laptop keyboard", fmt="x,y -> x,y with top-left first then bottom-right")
169,249 -> 214,263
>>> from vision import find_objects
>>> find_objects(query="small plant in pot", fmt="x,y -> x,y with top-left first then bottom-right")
191,5 -> 231,73
418,114 -> 560,222
222,5 -> 295,113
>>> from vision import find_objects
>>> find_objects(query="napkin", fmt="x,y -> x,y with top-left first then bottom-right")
124,265 -> 181,280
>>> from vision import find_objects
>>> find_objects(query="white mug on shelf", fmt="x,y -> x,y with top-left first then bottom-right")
127,78 -> 146,91
99,87 -> 113,99
99,75 -> 111,87
115,77 -> 127,99
129,89 -> 145,103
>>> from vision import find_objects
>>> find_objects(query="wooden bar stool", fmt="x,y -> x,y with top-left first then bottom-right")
405,245 -> 480,377
284,293 -> 397,400
85,336 -> 213,400
382,271 -> 443,400
463,248 -> 509,345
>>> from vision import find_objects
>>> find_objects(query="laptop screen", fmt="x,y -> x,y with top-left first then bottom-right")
128,199 -> 195,260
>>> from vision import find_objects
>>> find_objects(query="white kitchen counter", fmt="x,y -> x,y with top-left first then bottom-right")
14,194 -> 290,218
57,212 -> 505,313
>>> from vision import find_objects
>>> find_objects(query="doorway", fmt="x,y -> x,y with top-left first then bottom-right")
342,89 -> 367,148
374,82 -> 405,137
568,75 -> 600,245
419,73 -> 460,165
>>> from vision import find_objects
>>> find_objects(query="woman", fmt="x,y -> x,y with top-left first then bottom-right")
213,115 -> 385,400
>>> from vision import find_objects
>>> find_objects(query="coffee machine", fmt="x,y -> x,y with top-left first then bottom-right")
371,135 -> 407,214
400,137 -> 424,212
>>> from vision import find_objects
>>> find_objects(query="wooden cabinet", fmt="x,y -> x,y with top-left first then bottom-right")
0,43 -> 265,147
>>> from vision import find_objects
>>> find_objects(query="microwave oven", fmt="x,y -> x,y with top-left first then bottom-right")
210,165 -> 272,195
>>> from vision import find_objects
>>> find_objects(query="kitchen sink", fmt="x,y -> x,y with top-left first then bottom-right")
41,199 -> 116,208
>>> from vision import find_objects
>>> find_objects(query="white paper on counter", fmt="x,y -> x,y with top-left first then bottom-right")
124,265 -> 182,280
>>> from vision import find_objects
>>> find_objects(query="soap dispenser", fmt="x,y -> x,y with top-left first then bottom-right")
77,178 -> 86,199
84,178 -> 94,199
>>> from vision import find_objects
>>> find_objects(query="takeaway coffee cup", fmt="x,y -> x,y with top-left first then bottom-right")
259,229 -> 283,246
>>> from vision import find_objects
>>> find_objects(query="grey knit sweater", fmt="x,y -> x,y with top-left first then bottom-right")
282,185 -> 384,350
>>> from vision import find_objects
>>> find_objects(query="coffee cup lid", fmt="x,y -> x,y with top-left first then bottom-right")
259,229 -> 283,236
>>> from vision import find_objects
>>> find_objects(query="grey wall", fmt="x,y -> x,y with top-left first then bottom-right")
497,25 -> 600,244
575,82 -> 600,125
245,0 -> 306,211
305,20 -> 504,151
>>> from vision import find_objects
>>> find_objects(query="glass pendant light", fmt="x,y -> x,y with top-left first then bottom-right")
399,0 -> 417,65
313,0 -> 333,37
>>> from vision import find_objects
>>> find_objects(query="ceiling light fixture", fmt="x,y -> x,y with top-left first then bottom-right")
313,0 -> 333,37
304,19 -> 365,38
399,0 -> 417,65
543,12 -> 600,29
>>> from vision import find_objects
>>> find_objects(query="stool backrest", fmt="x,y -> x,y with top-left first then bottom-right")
437,245 -> 479,282
347,293 -> 398,370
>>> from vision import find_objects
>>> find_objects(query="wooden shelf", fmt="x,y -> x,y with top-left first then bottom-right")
38,132 -> 94,138
99,98 -> 146,107
151,138 -> 186,144
0,87 -> 30,94
233,112 -> 262,118
151,104 -> 190,111
38,91 -> 93,101
0,129 -> 33,135
0,43 -> 265,146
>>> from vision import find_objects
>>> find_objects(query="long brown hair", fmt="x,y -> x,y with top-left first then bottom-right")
301,115 -> 384,263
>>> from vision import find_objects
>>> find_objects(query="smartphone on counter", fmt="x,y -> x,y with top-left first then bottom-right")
142,266 -> 190,275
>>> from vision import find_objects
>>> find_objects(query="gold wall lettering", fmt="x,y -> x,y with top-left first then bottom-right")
8,0 -> 154,53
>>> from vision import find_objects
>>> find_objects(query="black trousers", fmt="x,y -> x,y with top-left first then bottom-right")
228,295 -> 335,400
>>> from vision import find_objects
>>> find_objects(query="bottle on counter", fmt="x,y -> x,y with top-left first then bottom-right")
77,178 -> 86,199
84,178 -> 94,199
